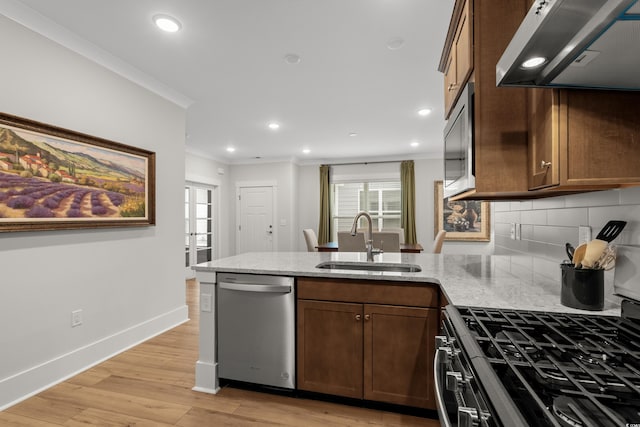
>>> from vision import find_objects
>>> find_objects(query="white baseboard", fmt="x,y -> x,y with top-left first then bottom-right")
194,360 -> 220,394
0,304 -> 189,411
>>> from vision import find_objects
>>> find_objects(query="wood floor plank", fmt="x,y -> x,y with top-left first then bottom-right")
1,279 -> 441,426
0,411 -> 64,426
64,408 -> 175,427
39,383 -> 191,424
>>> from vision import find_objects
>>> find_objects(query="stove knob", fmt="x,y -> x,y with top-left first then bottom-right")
445,371 -> 464,392
436,346 -> 452,363
458,407 -> 479,427
435,335 -> 448,347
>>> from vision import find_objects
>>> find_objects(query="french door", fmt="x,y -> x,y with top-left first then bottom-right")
185,184 -> 215,278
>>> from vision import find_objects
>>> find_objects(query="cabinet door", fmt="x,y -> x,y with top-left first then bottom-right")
443,49 -> 457,117
297,300 -> 363,398
363,304 -> 438,409
454,0 -> 472,89
528,88 -> 559,189
560,90 -> 640,187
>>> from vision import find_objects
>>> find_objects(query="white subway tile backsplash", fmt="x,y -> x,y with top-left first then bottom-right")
510,201 -> 533,211
494,202 -> 511,212
494,210 -> 521,224
495,187 -> 640,263
520,224 -> 534,240
533,226 -> 578,246
520,209 -> 547,225
619,186 -> 640,205
546,208 -> 588,227
532,196 -> 566,210
564,190 -> 620,208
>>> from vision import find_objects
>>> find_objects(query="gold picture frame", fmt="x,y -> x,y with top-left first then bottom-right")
434,180 -> 490,241
0,112 -> 155,232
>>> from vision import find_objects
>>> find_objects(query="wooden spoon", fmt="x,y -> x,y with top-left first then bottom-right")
582,239 -> 608,269
573,243 -> 587,268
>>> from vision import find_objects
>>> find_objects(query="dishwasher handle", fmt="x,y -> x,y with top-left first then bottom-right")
218,281 -> 292,293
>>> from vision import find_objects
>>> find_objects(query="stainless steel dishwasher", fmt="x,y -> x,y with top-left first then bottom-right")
216,272 -> 295,389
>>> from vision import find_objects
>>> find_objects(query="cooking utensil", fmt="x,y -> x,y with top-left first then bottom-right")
565,242 -> 575,261
594,245 -> 616,270
573,243 -> 587,268
581,239 -> 608,269
595,220 -> 626,242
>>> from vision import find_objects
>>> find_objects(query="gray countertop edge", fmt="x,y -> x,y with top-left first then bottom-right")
193,252 -> 622,317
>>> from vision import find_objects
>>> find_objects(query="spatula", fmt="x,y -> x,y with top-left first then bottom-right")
595,220 -> 626,243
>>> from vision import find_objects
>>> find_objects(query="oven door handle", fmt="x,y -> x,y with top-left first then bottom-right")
434,346 -> 454,427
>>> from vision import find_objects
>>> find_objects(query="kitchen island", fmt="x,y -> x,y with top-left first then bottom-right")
192,251 -> 621,407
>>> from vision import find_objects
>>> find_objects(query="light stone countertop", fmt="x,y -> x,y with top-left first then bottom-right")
193,251 -> 621,317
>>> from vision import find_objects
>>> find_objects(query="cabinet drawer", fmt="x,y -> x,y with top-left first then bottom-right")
297,277 -> 438,308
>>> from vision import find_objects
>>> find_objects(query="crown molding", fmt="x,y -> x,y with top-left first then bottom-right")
1,0 -> 193,109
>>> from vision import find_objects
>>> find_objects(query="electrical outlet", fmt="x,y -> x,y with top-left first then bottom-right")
71,309 -> 83,327
578,225 -> 592,245
510,223 -> 516,240
201,293 -> 212,312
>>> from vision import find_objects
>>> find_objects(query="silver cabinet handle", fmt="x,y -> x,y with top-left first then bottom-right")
540,160 -> 551,168
218,282 -> 291,293
355,314 -> 361,321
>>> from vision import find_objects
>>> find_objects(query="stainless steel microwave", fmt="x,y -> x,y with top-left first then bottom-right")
443,82 -> 474,199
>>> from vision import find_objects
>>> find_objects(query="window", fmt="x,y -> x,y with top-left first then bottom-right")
331,180 -> 401,241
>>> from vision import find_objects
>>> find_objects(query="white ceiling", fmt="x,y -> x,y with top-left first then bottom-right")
9,0 -> 454,164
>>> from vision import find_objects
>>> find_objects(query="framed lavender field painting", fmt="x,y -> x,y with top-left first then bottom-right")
0,112 -> 155,232
434,180 -> 490,241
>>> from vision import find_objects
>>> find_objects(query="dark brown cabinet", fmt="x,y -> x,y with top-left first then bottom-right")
529,88 -> 640,191
439,0 -> 531,200
296,278 -> 439,409
443,0 -> 472,118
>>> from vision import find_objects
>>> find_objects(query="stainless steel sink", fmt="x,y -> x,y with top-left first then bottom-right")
315,261 -> 422,273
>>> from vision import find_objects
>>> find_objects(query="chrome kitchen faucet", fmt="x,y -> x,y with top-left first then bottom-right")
350,211 -> 381,262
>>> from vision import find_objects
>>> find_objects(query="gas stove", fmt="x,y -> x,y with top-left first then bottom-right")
435,247 -> 640,427
445,303 -> 640,426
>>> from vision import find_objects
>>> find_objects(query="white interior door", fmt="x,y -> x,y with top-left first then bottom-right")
237,186 -> 274,254
185,185 -> 216,278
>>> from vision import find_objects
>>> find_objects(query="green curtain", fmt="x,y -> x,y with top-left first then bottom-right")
318,165 -> 331,244
400,160 -> 417,244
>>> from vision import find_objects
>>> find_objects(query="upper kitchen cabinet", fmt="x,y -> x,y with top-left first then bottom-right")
441,0 -> 472,118
439,0 -> 532,200
529,89 -> 640,191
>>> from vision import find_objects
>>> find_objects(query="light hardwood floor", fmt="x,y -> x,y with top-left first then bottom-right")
1,279 -> 440,426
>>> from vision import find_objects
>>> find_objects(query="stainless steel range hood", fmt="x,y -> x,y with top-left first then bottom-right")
496,0 -> 640,90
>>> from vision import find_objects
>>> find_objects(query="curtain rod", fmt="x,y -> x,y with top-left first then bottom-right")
321,160 -> 407,167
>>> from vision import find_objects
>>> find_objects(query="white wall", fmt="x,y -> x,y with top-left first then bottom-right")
0,16 -> 187,409
185,152 -> 231,259
228,161 -> 297,253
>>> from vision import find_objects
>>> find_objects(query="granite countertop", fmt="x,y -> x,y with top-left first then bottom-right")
193,251 -> 621,316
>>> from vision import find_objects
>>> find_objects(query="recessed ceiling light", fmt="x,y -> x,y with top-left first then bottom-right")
153,14 -> 181,33
418,108 -> 432,117
411,141 -> 420,147
226,147 -> 235,153
302,148 -> 310,154
284,53 -> 301,65
386,37 -> 405,50
521,56 -> 547,69
349,132 -> 358,137
268,122 -> 280,130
